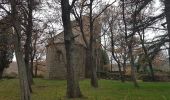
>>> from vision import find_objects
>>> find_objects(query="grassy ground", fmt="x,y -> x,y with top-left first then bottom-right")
0,78 -> 170,100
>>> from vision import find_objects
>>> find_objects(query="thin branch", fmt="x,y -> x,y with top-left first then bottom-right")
93,0 -> 116,22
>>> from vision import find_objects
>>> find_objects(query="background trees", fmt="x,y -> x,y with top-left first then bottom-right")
0,15 -> 13,79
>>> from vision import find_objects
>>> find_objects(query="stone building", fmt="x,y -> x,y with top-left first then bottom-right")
46,16 -> 102,79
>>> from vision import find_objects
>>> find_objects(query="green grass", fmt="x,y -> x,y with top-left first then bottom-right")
0,78 -> 170,100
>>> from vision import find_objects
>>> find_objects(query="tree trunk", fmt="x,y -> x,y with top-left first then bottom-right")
165,0 -> 170,67
90,47 -> 98,88
129,1 -> 139,87
122,60 -> 126,76
31,37 -> 38,78
111,57 -> 113,71
138,31 -> 155,81
61,0 -> 82,98
111,44 -> 125,82
117,63 -> 125,82
11,0 -> 30,100
34,60 -> 38,77
111,49 -> 125,82
30,57 -> 34,78
85,49 -> 91,78
24,0 -> 34,90
0,69 -> 4,79
65,42 -> 82,98
24,61 -> 33,93
128,38 -> 139,88
14,43 -> 31,100
148,62 -> 155,81
34,64 -> 38,77
122,0 -> 128,82
89,0 -> 98,88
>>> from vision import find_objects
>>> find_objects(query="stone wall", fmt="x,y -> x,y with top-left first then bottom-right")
46,43 -> 86,79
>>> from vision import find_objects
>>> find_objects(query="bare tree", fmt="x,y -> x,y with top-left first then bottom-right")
121,0 -> 139,87
61,0 -> 82,98
72,0 -> 116,88
102,7 -> 126,82
10,0 -> 31,99
23,0 -> 35,92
